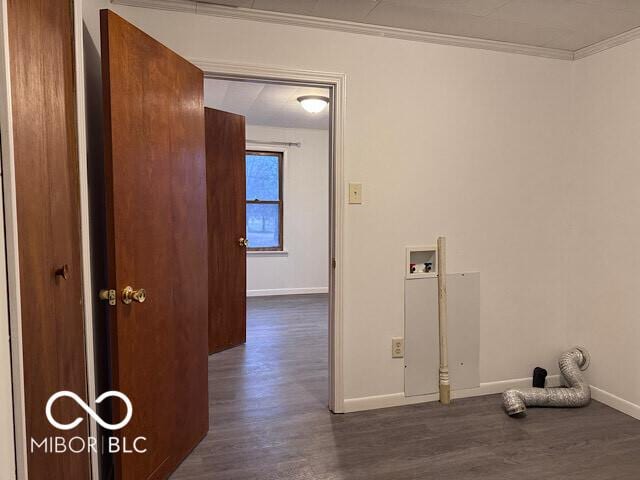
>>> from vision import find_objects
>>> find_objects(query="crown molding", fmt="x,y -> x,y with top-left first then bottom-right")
111,0 -> 573,60
574,25 -> 640,60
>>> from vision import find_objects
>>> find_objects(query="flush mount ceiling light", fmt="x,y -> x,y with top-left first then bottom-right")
297,95 -> 329,113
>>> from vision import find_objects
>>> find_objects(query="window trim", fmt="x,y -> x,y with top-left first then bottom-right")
246,149 -> 284,252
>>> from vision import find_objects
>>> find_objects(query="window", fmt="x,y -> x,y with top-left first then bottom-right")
246,151 -> 283,251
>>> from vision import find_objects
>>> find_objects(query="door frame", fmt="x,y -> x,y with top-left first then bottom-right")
74,0 -> 100,477
195,59 -> 346,413
0,0 -> 24,476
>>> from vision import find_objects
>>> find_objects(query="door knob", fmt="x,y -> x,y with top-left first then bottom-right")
122,286 -> 146,304
54,264 -> 70,280
238,237 -> 249,247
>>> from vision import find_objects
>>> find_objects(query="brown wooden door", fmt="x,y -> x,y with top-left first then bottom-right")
205,108 -> 247,354
7,0 -> 90,478
101,10 -> 208,479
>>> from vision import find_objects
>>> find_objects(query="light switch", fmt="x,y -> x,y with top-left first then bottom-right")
349,183 -> 362,204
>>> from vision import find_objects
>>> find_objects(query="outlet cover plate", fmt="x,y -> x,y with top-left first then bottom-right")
392,337 -> 404,358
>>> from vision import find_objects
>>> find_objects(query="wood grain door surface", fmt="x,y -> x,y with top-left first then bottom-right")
101,10 -> 209,479
205,108 -> 247,354
7,0 -> 90,477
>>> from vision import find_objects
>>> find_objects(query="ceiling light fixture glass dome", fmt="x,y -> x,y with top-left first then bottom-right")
297,95 -> 329,113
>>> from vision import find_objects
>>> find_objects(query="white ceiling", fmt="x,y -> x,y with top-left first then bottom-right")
197,0 -> 640,51
204,78 -> 330,129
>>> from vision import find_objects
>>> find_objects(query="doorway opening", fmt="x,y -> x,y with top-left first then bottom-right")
167,67 -> 343,476
198,74 -> 335,459
198,64 -> 344,413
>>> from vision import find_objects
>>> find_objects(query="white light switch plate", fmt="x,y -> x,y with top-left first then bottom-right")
392,337 -> 404,358
349,183 -> 362,204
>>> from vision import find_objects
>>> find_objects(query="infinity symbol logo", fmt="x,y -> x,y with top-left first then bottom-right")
45,391 -> 133,431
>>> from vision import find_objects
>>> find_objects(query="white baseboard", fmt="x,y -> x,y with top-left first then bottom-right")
343,375 -> 562,413
590,385 -> 640,420
344,377 -> 640,421
454,374 -> 563,400
344,392 -> 438,412
247,287 -> 328,297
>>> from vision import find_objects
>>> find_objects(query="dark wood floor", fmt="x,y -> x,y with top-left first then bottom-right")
172,294 -> 640,479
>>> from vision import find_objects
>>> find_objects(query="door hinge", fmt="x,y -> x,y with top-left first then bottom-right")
98,289 -> 117,306
332,258 -> 337,269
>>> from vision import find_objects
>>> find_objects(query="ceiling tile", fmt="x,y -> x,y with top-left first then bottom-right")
220,82 -> 265,115
198,0 -> 640,53
489,0 -> 579,28
462,18 -> 567,47
383,0 -> 511,17
252,0 -> 319,15
312,0 -> 380,22
575,0 -> 640,14
204,79 -> 230,108
205,79 -> 329,130
489,0 -> 640,37
543,29 -> 606,50
366,3 -> 565,47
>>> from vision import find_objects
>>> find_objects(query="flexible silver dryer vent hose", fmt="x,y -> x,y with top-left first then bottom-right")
503,346 -> 591,416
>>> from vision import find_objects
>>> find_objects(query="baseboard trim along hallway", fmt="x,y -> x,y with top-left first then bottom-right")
344,375 -> 561,413
247,287 -> 329,297
345,377 -> 640,421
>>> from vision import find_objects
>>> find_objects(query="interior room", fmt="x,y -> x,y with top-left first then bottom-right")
205,77 -> 330,299
3,0 -> 640,479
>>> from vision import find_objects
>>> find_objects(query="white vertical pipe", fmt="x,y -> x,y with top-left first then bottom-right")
437,236 -> 450,405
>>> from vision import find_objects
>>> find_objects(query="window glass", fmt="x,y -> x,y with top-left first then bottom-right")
246,203 -> 280,249
246,154 -> 279,201
246,151 -> 283,250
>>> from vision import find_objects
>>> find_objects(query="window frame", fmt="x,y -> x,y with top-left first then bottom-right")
245,149 -> 284,252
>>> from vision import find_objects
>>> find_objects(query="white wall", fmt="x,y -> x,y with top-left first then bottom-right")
569,40 -> 640,411
83,3 -> 574,402
245,125 -> 329,296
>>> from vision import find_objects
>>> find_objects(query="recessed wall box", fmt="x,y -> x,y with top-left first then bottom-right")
405,246 -> 437,279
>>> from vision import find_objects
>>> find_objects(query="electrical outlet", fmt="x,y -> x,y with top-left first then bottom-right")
392,337 -> 404,358
349,183 -> 362,204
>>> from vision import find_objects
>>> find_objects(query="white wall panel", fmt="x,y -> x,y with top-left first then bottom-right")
448,272 -> 480,391
404,273 -> 480,396
404,277 -> 439,396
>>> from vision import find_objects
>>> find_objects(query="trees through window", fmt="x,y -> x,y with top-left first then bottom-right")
246,151 -> 283,251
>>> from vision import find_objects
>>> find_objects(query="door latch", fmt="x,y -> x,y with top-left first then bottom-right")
98,289 -> 117,306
